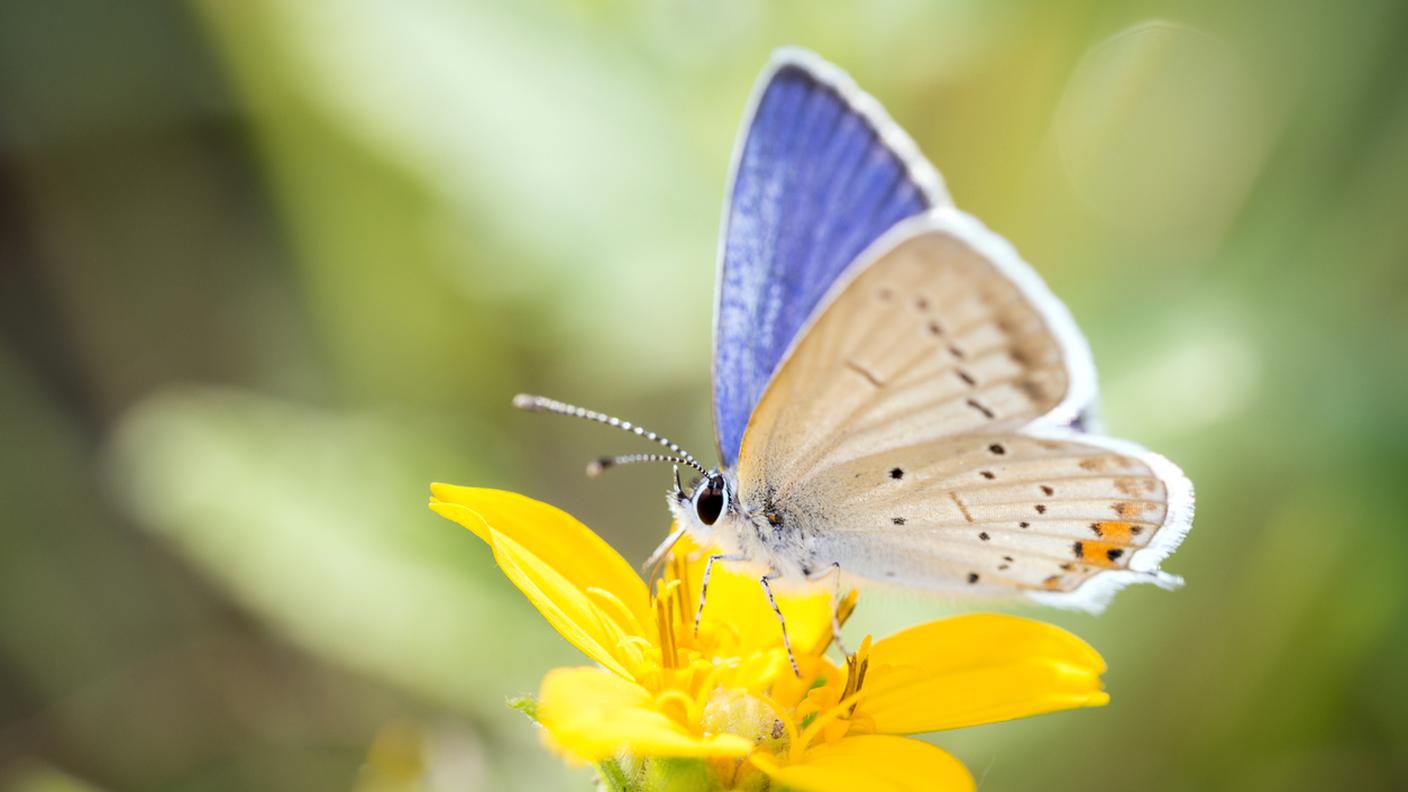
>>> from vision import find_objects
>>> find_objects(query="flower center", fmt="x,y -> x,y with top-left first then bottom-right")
699,687 -> 791,755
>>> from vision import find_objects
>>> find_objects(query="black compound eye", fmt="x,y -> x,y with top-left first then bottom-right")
695,478 -> 725,526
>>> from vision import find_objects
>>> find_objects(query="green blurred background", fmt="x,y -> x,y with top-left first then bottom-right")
2,1 -> 1406,790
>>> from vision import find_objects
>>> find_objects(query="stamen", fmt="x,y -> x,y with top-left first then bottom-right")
578,591 -> 626,662
655,597 -> 678,669
672,555 -> 692,628
586,587 -> 648,637
840,636 -> 872,716
798,687 -> 869,750
797,636 -> 874,750
842,637 -> 872,716
609,635 -> 648,669
692,659 -> 742,715
654,689 -> 700,724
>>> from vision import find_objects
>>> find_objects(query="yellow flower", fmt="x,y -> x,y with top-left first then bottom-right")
430,484 -> 1109,792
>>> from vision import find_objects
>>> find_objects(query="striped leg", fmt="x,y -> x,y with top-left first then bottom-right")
694,553 -> 745,635
759,572 -> 800,677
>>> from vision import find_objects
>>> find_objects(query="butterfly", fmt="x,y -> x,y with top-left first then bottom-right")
517,47 -> 1193,669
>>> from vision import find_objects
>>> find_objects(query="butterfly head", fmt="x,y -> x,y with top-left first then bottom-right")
514,391 -> 727,518
688,470 -> 731,527
513,394 -> 760,555
666,467 -> 745,551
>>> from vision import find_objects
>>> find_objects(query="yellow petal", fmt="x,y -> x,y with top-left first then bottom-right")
861,614 -> 1108,734
429,485 -> 651,626
751,734 -> 973,792
429,486 -> 658,674
538,666 -> 754,763
484,527 -> 640,678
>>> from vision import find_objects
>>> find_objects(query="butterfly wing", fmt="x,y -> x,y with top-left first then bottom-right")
785,430 -> 1191,612
713,48 -> 950,469
735,207 -> 1190,610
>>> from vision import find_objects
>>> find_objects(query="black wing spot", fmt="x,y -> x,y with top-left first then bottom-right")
915,296 -> 929,311
998,564 -> 1010,571
1073,541 -> 1084,558
948,344 -> 966,360
927,320 -> 944,336
956,369 -> 977,386
1019,521 -> 1030,529
967,573 -> 980,584
889,467 -> 904,480
845,360 -> 885,388
965,399 -> 995,419
1040,485 -> 1055,496
978,531 -> 990,541
1131,525 -> 1144,535
1035,504 -> 1047,514
1107,548 -> 1125,562
980,470 -> 995,480
1003,555 -> 1014,562
892,517 -> 907,526
1091,523 -> 1104,536
989,443 -> 1006,455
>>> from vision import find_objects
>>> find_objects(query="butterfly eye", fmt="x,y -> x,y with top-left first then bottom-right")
694,476 -> 726,526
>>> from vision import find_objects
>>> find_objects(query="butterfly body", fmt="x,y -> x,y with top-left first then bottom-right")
522,48 -> 1192,632
666,469 -> 817,581
677,49 -> 1192,613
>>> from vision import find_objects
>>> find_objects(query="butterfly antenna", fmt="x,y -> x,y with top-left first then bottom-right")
513,394 -> 708,475
587,453 -> 700,478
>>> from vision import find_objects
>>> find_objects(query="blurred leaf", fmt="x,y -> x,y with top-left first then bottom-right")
105,386 -> 575,714
1,763 -> 106,792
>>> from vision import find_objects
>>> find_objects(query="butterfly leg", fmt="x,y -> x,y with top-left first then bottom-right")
759,571 -> 801,677
694,553 -> 746,636
806,562 -> 848,657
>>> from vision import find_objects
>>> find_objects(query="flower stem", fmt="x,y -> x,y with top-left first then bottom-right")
595,759 -> 631,792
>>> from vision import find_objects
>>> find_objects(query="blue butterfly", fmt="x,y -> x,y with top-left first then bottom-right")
518,48 -> 1193,670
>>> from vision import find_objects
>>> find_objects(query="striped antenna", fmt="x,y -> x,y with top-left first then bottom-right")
513,394 -> 708,475
587,453 -> 699,478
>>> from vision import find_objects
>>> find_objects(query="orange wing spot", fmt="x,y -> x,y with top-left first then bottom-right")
1091,521 -> 1135,543
1042,574 -> 1065,590
1079,455 -> 1117,472
1080,540 -> 1128,568
1115,477 -> 1156,496
1113,501 -> 1154,519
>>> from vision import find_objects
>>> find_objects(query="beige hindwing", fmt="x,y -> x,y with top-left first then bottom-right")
734,210 -> 1190,607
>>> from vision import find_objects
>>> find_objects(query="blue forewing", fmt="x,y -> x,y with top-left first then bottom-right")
712,49 -> 950,468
